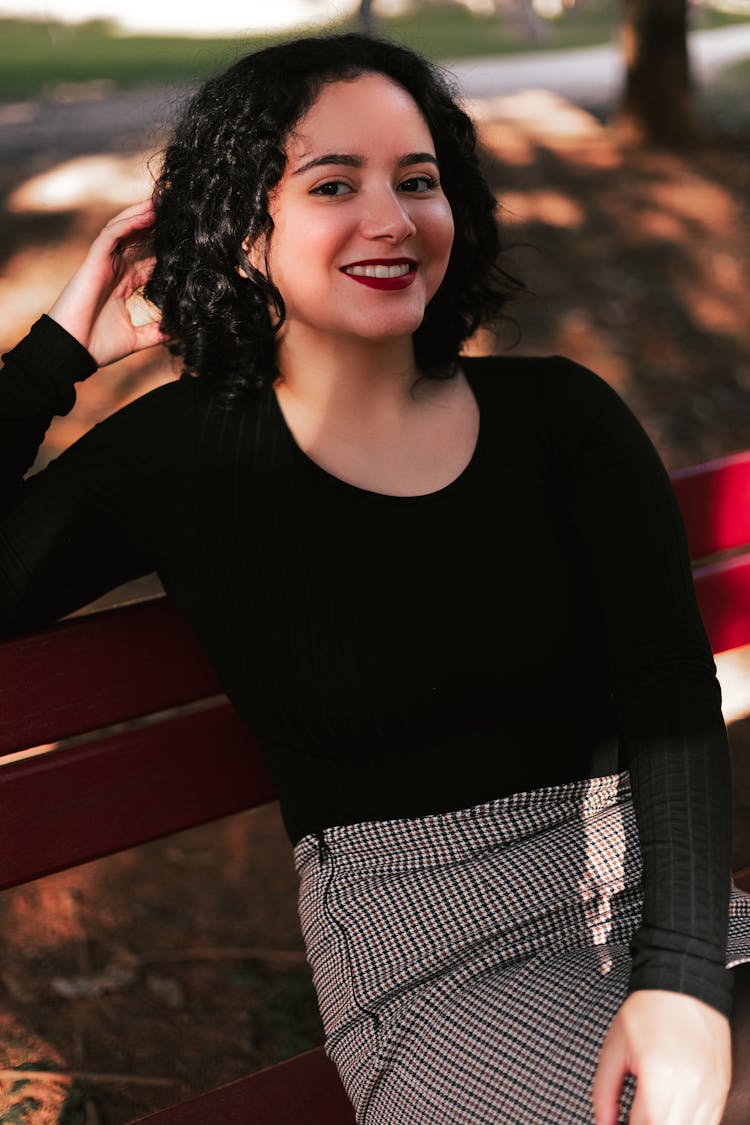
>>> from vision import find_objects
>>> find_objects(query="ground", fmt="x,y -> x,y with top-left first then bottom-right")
1,85 -> 749,1124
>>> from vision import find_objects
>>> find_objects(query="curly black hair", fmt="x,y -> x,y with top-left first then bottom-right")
145,32 -> 521,404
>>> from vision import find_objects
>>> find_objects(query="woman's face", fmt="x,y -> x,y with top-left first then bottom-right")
255,72 -> 455,348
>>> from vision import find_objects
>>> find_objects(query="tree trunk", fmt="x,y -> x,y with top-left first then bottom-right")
358,0 -> 376,36
494,0 -> 545,43
618,0 -> 699,145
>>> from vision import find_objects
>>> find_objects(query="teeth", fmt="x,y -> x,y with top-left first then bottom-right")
345,263 -> 412,278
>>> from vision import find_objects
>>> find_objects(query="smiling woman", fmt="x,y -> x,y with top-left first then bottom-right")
255,75 -> 454,367
3,30 -> 750,1125
145,35 -> 513,406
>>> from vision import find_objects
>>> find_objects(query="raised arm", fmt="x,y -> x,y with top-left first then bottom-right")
46,200 -> 164,366
0,203 -> 167,635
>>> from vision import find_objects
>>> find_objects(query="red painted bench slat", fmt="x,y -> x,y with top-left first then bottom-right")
671,450 -> 750,559
693,553 -> 750,655
0,702 -> 275,892
0,597 -> 220,755
3,544 -> 742,893
130,1047 -> 355,1125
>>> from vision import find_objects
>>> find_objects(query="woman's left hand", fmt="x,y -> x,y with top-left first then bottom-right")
591,989 -> 732,1125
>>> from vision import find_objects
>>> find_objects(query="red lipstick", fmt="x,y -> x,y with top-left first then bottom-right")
340,259 -> 417,291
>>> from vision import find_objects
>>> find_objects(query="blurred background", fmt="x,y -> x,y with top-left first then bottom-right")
1,2 -> 750,1122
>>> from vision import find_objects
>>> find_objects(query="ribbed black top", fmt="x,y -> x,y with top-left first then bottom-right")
0,316 -> 734,1015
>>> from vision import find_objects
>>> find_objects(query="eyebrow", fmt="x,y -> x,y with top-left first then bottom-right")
292,151 -> 438,176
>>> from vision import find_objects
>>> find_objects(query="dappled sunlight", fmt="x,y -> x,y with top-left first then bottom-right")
678,285 -> 745,335
674,245 -> 749,337
1,99 -> 746,476
7,152 -> 155,214
577,789 -> 627,954
460,326 -> 498,358
467,89 -> 605,146
0,156 -> 174,461
474,103 -> 750,465
648,176 -> 739,234
1,240 -> 95,337
9,873 -> 91,949
723,647 -> 750,872
500,188 -> 584,228
717,647 -> 750,726
0,1013 -> 70,1123
633,209 -> 688,242
551,142 -> 623,171
708,251 -> 744,291
1,741 -> 57,765
549,308 -> 630,392
0,801 -> 307,1118
479,120 -> 536,166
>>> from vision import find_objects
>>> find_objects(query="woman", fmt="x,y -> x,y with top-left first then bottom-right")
2,33 -> 750,1125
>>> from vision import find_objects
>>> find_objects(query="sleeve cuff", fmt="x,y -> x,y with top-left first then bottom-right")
627,947 -> 734,1018
1,315 -> 97,417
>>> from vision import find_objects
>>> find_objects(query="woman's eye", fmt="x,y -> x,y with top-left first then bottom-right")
399,175 -> 438,193
310,180 -> 352,197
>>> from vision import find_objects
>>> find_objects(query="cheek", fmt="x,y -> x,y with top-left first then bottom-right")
275,208 -> 349,266
269,224 -> 348,310
425,200 -> 455,261
422,202 -> 455,287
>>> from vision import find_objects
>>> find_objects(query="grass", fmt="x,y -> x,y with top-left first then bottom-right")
373,1 -> 619,60
1,3 -> 749,102
0,18 -> 279,100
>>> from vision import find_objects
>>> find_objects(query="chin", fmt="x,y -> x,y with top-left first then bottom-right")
346,309 -> 427,341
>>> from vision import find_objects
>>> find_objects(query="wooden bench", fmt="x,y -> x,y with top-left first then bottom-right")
1,449 -> 749,1124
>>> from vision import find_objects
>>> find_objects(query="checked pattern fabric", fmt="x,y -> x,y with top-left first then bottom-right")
294,769 -> 750,1124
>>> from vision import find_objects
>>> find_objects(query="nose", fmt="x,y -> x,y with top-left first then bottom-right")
359,186 -> 417,242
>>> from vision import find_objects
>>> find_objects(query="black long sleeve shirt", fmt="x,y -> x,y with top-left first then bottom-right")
0,315 -> 734,1016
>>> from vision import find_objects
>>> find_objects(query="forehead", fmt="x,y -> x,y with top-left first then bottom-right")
285,73 -> 434,160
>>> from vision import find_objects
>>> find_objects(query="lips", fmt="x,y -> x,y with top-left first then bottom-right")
340,258 -> 417,290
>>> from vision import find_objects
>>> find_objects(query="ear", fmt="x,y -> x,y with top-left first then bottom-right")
238,231 -> 267,279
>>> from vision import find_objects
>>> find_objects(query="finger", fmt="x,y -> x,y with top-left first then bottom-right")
591,1037 -> 629,1125
92,201 -> 156,258
627,1085 -> 649,1125
627,1074 -> 674,1125
132,320 -> 168,351
104,199 -> 156,229
627,1069 -> 679,1125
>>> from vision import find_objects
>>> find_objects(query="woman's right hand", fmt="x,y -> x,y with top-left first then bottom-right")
592,989 -> 732,1124
47,200 -> 166,368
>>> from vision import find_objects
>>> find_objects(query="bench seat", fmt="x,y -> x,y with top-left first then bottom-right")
131,1047 -> 356,1124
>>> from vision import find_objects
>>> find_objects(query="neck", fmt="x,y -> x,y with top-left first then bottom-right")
273,327 -> 427,422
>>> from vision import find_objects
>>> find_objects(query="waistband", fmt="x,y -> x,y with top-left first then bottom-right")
294,767 -> 632,873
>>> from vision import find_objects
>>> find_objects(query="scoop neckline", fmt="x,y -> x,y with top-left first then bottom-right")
269,366 -> 483,503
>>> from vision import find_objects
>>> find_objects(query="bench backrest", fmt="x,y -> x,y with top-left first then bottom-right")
0,600 -> 271,889
671,449 -> 750,653
1,449 -> 749,893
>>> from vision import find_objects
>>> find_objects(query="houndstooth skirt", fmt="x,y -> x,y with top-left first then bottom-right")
293,768 -> 750,1125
